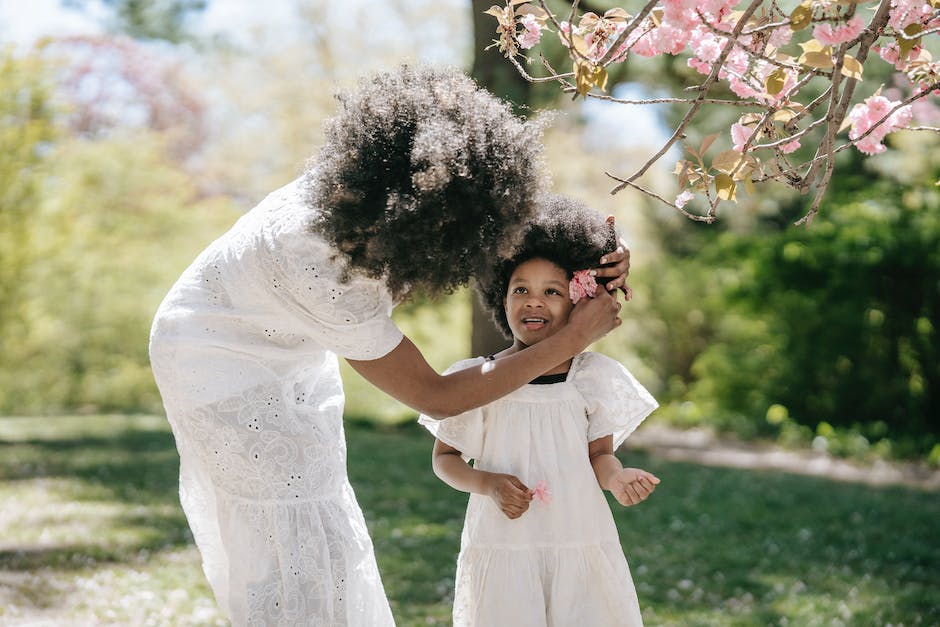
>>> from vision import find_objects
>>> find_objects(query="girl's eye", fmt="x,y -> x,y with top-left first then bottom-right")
512,287 -> 527,294
545,288 -> 561,296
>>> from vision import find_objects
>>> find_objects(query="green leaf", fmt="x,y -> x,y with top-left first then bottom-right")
712,150 -> 749,174
799,50 -> 834,70
841,55 -> 863,80
790,3 -> 813,31
765,68 -> 787,96
898,23 -> 922,60
715,173 -> 737,201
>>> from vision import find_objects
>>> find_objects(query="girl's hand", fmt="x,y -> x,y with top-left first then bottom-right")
485,473 -> 533,519
566,287 -> 622,348
594,215 -> 631,295
609,468 -> 660,507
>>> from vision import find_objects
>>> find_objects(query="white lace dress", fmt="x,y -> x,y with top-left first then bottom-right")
149,179 -> 402,626
419,352 -> 658,627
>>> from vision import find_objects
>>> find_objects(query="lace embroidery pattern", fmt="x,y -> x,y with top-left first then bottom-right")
150,179 -> 398,625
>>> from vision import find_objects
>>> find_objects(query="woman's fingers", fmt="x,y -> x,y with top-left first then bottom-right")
569,288 -> 621,342
593,216 -> 631,293
595,245 -> 629,275
595,216 -> 630,275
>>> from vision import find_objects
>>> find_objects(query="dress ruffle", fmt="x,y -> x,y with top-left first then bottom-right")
571,352 -> 659,449
453,543 -> 643,627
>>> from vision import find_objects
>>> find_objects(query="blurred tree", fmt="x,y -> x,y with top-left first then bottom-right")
38,35 -> 206,158
61,0 -> 207,43
0,51 -> 56,351
0,46 -> 232,414
6,131 -> 237,413
470,0 -> 537,357
642,139 -> 940,455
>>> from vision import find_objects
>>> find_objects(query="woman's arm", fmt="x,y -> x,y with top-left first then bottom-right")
588,435 -> 660,506
348,287 -> 622,419
431,439 -> 532,519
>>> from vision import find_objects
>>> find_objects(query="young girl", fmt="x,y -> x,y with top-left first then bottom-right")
419,195 -> 660,627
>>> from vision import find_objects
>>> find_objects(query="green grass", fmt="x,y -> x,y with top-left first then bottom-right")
1,415 -> 938,626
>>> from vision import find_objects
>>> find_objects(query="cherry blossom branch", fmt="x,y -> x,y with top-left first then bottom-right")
605,172 -> 717,222
598,0 -> 660,66
486,0 -> 940,223
558,89 -> 753,106
609,0 -> 765,195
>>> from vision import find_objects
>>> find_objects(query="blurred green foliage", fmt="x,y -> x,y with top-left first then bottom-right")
0,49 -> 239,414
2,45 -> 938,461
633,147 -> 940,459
0,50 -> 56,342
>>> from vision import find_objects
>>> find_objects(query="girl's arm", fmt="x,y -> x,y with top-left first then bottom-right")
348,288 -> 622,419
431,439 -> 532,519
588,435 -> 660,507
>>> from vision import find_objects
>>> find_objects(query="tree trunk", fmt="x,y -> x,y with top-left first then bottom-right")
469,0 -> 531,357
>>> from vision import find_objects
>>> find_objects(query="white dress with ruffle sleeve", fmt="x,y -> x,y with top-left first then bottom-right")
419,351 -> 658,627
149,179 -> 401,626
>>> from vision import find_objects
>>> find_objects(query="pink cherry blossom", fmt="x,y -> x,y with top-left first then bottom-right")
518,14 -> 543,50
731,122 -> 756,152
888,0 -> 934,31
700,0 -> 738,18
689,27 -> 723,64
569,270 -> 598,304
652,23 -> 690,55
532,480 -> 552,504
813,16 -> 865,46
630,30 -> 660,58
848,94 -> 913,155
875,42 -> 905,69
661,1 -> 699,32
688,57 -> 712,75
728,74 -> 762,100
779,139 -> 801,154
675,190 -> 695,208
767,26 -> 793,49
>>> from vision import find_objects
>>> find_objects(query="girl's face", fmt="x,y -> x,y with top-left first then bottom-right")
504,257 -> 574,347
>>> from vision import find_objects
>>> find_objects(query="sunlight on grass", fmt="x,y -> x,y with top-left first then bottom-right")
1,415 -> 937,626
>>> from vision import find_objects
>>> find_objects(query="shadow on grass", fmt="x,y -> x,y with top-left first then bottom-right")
2,415 -> 938,625
0,417 -> 193,580
0,428 -> 180,504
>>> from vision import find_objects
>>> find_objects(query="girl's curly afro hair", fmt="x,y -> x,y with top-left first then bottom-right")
477,194 -> 618,338
303,64 -> 547,299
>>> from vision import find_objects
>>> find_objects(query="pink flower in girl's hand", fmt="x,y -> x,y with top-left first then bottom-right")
569,270 -> 598,304
532,480 -> 552,504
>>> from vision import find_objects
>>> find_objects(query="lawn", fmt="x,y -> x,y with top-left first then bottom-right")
0,415 -> 937,626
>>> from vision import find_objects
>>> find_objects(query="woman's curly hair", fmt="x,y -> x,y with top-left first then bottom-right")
477,194 -> 618,338
303,64 -> 547,299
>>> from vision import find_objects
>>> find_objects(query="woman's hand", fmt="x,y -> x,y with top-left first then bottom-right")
594,215 -> 631,295
484,472 -> 532,519
565,287 -> 623,349
608,468 -> 660,507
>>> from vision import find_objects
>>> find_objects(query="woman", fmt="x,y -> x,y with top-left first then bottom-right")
149,65 -> 630,626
